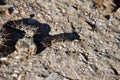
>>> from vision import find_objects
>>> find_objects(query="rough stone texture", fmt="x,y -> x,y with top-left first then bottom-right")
0,0 -> 120,80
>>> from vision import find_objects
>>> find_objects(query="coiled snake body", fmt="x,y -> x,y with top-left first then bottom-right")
0,18 -> 80,58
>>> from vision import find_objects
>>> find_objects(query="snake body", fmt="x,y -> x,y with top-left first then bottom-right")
0,18 -> 80,58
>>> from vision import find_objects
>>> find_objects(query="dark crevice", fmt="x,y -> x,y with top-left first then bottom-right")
85,21 -> 97,31
104,15 -> 110,20
81,53 -> 89,61
113,0 -> 120,12
72,5 -> 78,10
93,49 -> 99,53
89,64 -> 98,72
0,0 -> 6,5
101,54 -> 120,62
55,71 -> 76,80
110,65 -> 119,75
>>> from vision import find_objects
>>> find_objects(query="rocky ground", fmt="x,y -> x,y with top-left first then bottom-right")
0,0 -> 120,80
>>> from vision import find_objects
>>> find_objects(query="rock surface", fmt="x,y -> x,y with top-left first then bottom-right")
0,0 -> 120,80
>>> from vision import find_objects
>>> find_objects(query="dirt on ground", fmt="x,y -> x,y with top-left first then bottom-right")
0,0 -> 120,80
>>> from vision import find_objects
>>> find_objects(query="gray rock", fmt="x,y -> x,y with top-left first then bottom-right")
46,73 -> 62,80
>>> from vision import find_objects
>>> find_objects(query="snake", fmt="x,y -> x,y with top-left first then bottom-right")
0,18 -> 80,58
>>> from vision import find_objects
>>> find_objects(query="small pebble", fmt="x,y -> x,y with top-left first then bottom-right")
4,8 -> 10,15
15,56 -> 21,60
12,10 -> 19,14
12,73 -> 18,78
0,57 -> 8,61
20,10 -> 25,15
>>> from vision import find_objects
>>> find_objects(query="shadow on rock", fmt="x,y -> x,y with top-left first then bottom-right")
113,0 -> 120,12
0,18 -> 80,58
0,0 -> 6,5
0,25 -> 25,57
